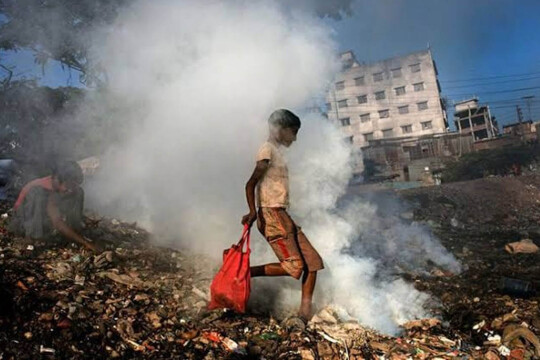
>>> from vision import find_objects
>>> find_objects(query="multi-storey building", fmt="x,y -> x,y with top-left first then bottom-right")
454,98 -> 499,140
326,49 -> 448,150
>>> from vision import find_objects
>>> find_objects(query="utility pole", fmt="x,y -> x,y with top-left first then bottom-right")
522,96 -> 535,121
516,105 -> 523,123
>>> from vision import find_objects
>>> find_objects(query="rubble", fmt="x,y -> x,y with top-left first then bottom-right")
505,239 -> 539,254
1,174 -> 540,359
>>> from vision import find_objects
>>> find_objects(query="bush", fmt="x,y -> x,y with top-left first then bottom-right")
442,145 -> 539,182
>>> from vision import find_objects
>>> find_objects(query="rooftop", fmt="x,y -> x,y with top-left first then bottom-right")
339,48 -> 432,69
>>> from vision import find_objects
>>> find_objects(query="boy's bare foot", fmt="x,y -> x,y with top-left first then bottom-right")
298,300 -> 312,321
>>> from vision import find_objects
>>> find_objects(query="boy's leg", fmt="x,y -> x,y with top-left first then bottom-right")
253,208 -> 304,279
299,271 -> 317,319
250,263 -> 289,277
295,229 -> 324,319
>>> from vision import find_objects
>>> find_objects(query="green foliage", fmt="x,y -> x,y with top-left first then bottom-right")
442,145 -> 540,182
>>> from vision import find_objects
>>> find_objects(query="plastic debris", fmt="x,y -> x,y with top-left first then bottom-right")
39,345 -> 55,354
505,238 -> 539,254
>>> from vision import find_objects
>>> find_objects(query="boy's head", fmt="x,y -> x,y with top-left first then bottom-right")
52,161 -> 83,193
268,109 -> 301,147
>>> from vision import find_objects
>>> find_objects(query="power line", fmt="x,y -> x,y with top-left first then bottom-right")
445,86 -> 540,97
320,86 -> 540,100
439,71 -> 540,83
316,94 -> 540,112
443,75 -> 540,89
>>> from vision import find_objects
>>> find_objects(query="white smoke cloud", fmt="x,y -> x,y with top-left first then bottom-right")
83,0 -> 459,335
277,0 -> 355,20
284,116 -> 456,334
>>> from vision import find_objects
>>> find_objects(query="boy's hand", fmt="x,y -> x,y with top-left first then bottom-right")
241,212 -> 257,227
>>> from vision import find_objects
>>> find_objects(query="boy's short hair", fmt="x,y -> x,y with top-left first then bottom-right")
268,109 -> 301,129
53,161 -> 83,185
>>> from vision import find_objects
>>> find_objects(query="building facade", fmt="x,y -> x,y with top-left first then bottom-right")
326,49 -> 449,151
503,120 -> 534,136
454,98 -> 498,141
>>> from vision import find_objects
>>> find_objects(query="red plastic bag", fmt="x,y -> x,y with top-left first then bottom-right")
208,224 -> 251,313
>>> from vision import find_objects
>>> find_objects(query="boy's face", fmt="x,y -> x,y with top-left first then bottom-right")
279,126 -> 299,147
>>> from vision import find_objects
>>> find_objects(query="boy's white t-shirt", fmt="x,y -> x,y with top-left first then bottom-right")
256,141 -> 289,208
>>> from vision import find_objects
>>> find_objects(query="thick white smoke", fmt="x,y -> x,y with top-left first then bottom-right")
84,0 -> 459,334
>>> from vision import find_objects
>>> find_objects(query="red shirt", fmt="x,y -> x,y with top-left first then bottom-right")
13,176 -> 54,210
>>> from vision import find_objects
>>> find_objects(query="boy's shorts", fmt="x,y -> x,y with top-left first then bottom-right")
257,207 -> 324,279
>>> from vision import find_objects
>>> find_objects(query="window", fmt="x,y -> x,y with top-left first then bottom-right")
325,102 -> 331,111
417,101 -> 428,111
398,105 -> 409,114
421,121 -> 433,130
378,109 -> 389,118
363,132 -> 374,141
373,72 -> 383,82
413,82 -> 425,91
338,99 -> 348,108
401,125 -> 413,134
375,90 -> 386,100
410,63 -> 421,73
345,136 -> 353,144
382,128 -> 393,138
357,95 -> 367,104
360,113 -> 370,122
391,68 -> 402,78
354,76 -> 365,86
340,117 -> 350,126
335,81 -> 345,90
394,86 -> 406,96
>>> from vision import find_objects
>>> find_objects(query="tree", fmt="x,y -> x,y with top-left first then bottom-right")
0,0 -> 130,85
0,80 -> 84,159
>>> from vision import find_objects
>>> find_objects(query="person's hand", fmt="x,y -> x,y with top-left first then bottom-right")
241,212 -> 257,227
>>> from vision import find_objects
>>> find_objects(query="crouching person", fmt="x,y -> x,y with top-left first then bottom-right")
9,161 -> 98,252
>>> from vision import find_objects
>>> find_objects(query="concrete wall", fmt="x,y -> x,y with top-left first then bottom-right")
472,136 -> 520,151
362,132 -> 474,180
327,49 -> 448,153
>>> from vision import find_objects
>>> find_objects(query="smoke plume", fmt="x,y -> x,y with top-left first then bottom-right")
81,0 -> 459,334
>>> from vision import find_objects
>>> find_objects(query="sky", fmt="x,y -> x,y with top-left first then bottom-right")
1,0 -> 539,127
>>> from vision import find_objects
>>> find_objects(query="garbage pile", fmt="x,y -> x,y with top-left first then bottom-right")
1,208 -> 540,359
0,215 -> 217,359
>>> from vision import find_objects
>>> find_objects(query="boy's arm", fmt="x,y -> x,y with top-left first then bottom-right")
46,195 -> 99,252
242,160 -> 269,226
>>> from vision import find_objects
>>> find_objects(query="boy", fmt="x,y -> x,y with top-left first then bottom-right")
9,161 -> 97,252
242,109 -> 323,320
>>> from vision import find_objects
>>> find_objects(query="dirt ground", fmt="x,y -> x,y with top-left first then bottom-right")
1,175 -> 540,359
397,175 -> 540,358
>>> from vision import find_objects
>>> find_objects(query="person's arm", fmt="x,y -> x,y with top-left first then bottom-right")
46,195 -> 98,252
241,160 -> 269,226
